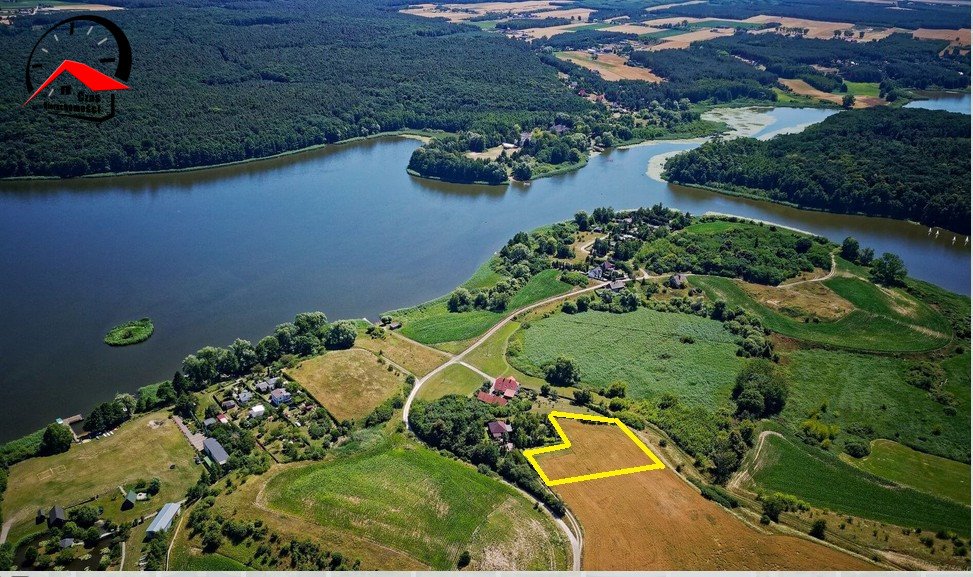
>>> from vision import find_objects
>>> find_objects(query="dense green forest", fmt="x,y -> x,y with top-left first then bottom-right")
663,108 -> 972,234
651,0 -> 971,29
0,0 -> 590,178
707,33 -> 970,95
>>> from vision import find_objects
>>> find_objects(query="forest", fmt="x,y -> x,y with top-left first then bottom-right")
663,108 -> 972,234
0,0 -> 589,178
707,33 -> 971,94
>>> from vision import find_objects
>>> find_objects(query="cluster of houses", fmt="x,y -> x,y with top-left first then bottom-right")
476,376 -> 521,406
41,498 -> 181,543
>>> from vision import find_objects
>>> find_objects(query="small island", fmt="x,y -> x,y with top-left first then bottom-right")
104,318 -> 155,346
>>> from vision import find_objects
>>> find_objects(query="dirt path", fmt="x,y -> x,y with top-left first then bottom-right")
458,361 -> 494,383
778,253 -> 837,288
401,280 -> 619,425
0,518 -> 12,545
728,430 -> 783,492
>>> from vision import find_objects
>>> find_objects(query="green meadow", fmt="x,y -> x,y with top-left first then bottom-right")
843,439 -> 970,506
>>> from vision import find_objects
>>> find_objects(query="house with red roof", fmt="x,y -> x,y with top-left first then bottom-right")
476,391 -> 508,406
491,376 -> 520,399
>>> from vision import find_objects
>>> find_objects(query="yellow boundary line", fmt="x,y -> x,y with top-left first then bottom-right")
524,411 -> 665,486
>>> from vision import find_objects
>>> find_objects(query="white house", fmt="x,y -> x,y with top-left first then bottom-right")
249,404 -> 266,419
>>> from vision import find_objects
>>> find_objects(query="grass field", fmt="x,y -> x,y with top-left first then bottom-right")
264,436 -> 569,569
416,364 -> 487,402
844,81 -> 882,98
749,433 -> 970,535
514,308 -> 743,406
354,330 -> 449,377
388,268 -> 572,346
842,439 -> 970,506
543,420 -> 874,569
782,349 -> 969,463
3,411 -> 198,543
554,51 -> 663,82
180,553 -> 251,571
286,349 -> 406,422
693,275 -> 951,352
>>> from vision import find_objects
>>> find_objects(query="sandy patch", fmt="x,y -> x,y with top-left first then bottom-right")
467,144 -> 507,160
39,3 -> 123,10
557,51 -> 663,82
642,16 -> 708,26
742,280 -> 854,321
648,27 -> 736,49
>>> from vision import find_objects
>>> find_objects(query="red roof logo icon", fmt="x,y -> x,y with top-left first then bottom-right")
23,59 -> 129,106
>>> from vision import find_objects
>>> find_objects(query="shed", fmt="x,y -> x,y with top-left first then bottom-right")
221,399 -> 236,410
123,490 -> 137,510
203,417 -> 217,429
248,404 -> 266,419
48,505 -> 67,528
146,502 -> 181,536
59,538 -> 75,550
203,437 -> 230,466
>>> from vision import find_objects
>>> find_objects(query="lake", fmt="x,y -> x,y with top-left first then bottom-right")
0,106 -> 969,442
905,92 -> 971,114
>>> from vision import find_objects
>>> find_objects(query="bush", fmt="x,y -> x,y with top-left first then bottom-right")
810,519 -> 827,539
843,440 -> 870,458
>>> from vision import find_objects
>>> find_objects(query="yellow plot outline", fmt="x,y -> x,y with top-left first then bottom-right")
524,411 -> 665,486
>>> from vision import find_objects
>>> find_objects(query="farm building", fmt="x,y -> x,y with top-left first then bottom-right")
487,420 -> 513,440
476,391 -> 508,406
270,388 -> 292,406
491,376 -> 520,399
249,404 -> 266,419
669,273 -> 688,289
255,377 -> 281,393
47,505 -> 67,528
146,502 -> 181,536
203,437 -> 229,465
122,490 -> 137,510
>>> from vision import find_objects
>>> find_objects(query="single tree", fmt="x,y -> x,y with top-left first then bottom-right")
40,423 -> 73,455
871,252 -> 907,286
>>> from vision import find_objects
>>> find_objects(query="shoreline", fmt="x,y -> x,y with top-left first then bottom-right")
0,130 -> 441,183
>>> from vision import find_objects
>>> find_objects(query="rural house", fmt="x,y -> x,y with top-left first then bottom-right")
221,399 -> 236,410
270,387 -> 292,406
255,377 -> 281,393
476,391 -> 508,406
669,273 -> 688,289
248,404 -> 266,419
59,538 -> 76,550
236,390 -> 254,404
487,420 -> 513,440
203,437 -> 229,466
146,502 -> 181,536
609,280 -> 626,292
216,413 -> 229,425
491,376 -> 520,399
587,266 -> 604,280
202,417 -> 217,429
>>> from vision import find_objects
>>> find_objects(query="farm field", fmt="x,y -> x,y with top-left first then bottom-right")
782,349 -> 969,462
748,433 -> 971,534
842,439 -> 970,506
541,420 -> 875,569
740,278 -> 854,320
263,435 -> 570,570
555,51 -> 663,82
513,308 -> 743,406
416,364 -> 486,401
2,411 -> 198,543
648,27 -> 736,49
286,349 -> 406,422
692,274 -> 952,352
779,78 -> 885,107
354,329 -> 450,378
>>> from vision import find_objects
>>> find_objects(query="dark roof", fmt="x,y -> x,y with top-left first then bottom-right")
487,421 -> 512,436
59,538 -> 75,549
203,437 -> 230,464
609,280 -> 626,290
49,505 -> 66,521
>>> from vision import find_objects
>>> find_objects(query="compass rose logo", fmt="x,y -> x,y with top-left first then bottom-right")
23,15 -> 132,122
